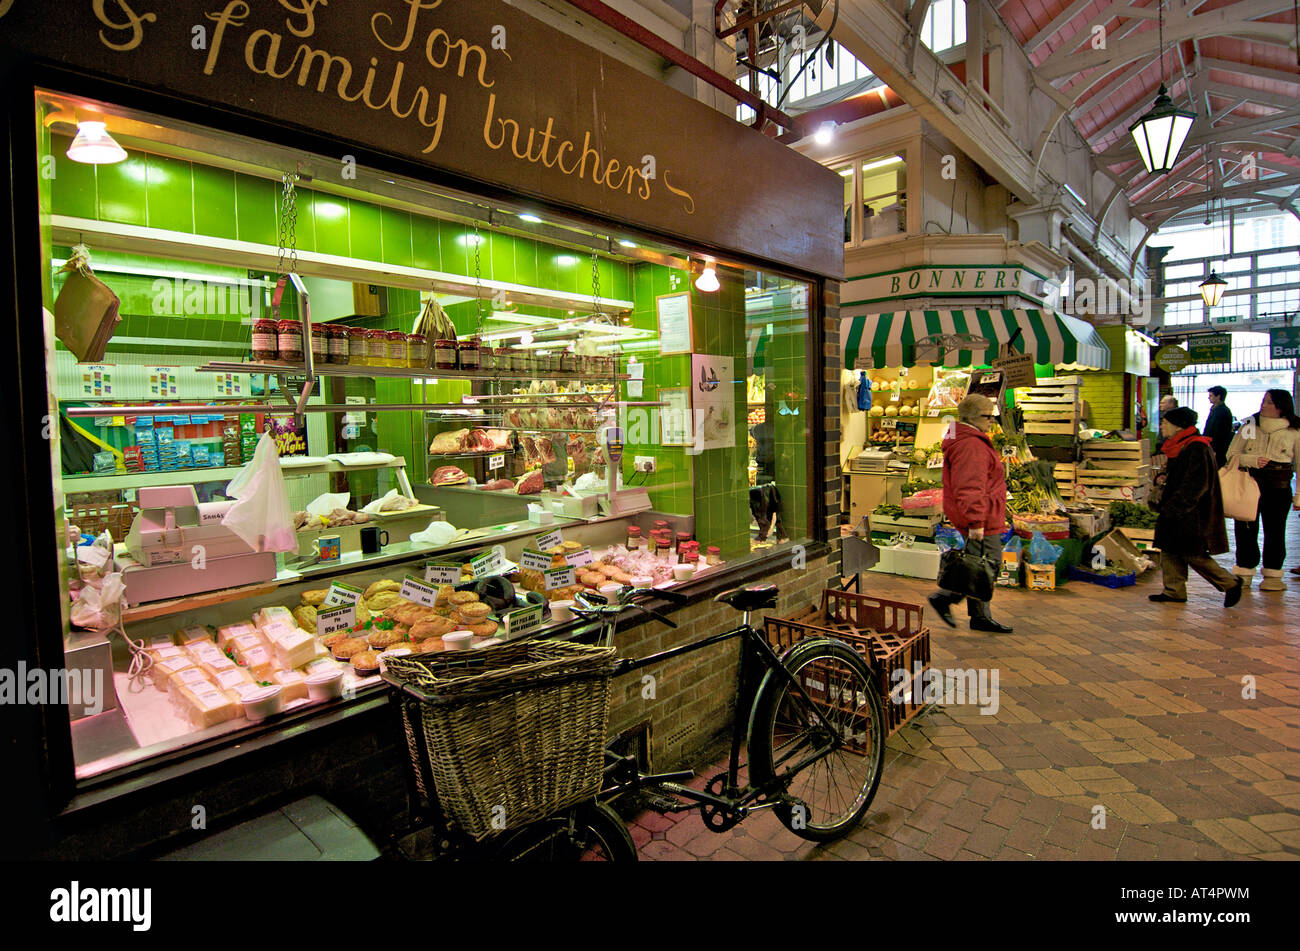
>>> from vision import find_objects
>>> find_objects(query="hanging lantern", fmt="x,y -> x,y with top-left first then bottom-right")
1199,270 -> 1227,307
66,120 -> 127,164
1129,85 -> 1196,174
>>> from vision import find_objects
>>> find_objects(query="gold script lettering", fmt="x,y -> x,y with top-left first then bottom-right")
245,29 -> 299,80
92,0 -> 157,52
662,171 -> 695,214
371,0 -> 443,53
278,0 -> 326,38
424,28 -> 493,89
204,1 -> 249,75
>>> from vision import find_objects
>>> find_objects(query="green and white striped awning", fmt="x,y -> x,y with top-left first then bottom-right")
841,309 -> 1110,370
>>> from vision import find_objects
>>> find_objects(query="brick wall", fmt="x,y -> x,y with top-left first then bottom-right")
1079,371 -> 1126,431
607,554 -> 837,768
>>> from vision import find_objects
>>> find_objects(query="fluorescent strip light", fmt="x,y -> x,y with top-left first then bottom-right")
519,213 -> 543,223
1063,183 -> 1086,206
861,155 -> 903,172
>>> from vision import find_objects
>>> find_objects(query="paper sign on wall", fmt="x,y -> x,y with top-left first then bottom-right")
656,293 -> 693,355
80,365 -> 113,397
150,367 -> 179,398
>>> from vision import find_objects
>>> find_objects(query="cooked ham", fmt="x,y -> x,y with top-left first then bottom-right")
515,469 -> 544,494
431,465 -> 469,486
428,428 -> 469,454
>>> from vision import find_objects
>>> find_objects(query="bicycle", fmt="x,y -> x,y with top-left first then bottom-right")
575,582 -> 887,842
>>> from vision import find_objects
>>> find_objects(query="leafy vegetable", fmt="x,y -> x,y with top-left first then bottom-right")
902,478 -> 941,496
1108,501 -> 1158,528
873,504 -> 905,518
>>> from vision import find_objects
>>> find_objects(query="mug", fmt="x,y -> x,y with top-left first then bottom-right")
360,526 -> 389,554
315,534 -> 341,561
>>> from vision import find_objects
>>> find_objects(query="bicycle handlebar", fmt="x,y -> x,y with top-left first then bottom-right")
571,587 -> 678,629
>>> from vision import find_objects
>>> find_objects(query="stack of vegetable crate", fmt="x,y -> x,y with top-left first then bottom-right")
1054,463 -> 1076,500
1108,501 -> 1159,555
1018,377 -> 1081,463
1077,439 -> 1151,505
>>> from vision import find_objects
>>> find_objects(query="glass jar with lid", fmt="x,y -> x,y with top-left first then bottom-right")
407,333 -> 427,368
387,330 -> 408,367
434,339 -> 458,370
326,324 -> 349,364
252,318 -> 279,362
277,319 -> 304,363
626,525 -> 642,551
310,325 -> 328,364
706,545 -> 721,566
347,327 -> 369,364
366,329 -> 388,367
458,337 -> 481,371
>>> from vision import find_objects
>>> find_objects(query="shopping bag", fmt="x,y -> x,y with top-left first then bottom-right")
53,246 -> 121,361
1218,461 -> 1260,522
223,431 -> 296,552
937,548 -> 993,602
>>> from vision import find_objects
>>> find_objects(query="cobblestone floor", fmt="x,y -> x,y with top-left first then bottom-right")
632,520 -> 1300,861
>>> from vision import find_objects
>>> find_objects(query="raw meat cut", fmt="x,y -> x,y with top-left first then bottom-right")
483,429 -> 512,451
536,437 -> 556,464
515,470 -> 544,494
480,479 -> 514,491
568,436 -> 587,474
431,465 -> 469,486
428,428 -> 469,454
521,435 -> 540,467
506,408 -> 524,428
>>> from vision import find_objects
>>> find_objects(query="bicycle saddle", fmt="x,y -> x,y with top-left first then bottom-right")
715,583 -> 779,611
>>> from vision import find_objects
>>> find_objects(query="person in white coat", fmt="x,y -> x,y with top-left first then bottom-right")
1225,389 -> 1300,591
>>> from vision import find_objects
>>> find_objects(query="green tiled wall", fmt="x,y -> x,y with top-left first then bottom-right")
49,134 -> 633,301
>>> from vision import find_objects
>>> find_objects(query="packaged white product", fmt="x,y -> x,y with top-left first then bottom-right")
303,657 -> 341,675
272,669 -> 308,702
179,684 -> 238,729
217,622 -> 257,650
167,666 -> 214,696
254,606 -> 295,630
150,657 -> 195,690
273,629 -> 317,671
176,625 -> 215,646
189,642 -> 225,664
214,667 -> 254,690
147,634 -> 175,651
260,620 -> 296,647
236,644 -> 275,680
147,644 -> 185,663
198,653 -> 237,677
231,634 -> 263,657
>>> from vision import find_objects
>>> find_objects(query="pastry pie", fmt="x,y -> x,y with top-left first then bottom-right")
467,619 -> 499,638
366,591 -> 403,612
331,637 -> 370,660
413,637 -> 444,653
448,591 -> 480,606
301,589 -> 330,606
435,584 -> 455,607
456,602 -> 492,624
293,605 -> 319,630
368,629 -> 404,649
351,650 -> 381,675
388,602 -> 435,626
322,632 -> 352,650
410,615 -> 458,640
364,579 -> 402,600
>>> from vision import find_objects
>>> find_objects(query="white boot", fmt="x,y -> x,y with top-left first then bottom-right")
1233,566 -> 1256,585
1260,569 -> 1287,592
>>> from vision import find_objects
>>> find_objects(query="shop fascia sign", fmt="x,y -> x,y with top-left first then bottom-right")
0,0 -> 841,278
1270,325 -> 1300,359
847,266 -> 1046,304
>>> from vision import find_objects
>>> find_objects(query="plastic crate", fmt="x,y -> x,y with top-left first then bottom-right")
764,590 -> 931,735
1067,566 -> 1137,588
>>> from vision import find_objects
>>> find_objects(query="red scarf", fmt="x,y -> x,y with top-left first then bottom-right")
1162,426 -> 1211,459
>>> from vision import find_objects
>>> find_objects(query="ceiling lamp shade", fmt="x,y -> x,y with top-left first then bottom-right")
695,263 -> 720,293
1129,85 -> 1195,174
1199,270 -> 1227,307
66,121 -> 126,164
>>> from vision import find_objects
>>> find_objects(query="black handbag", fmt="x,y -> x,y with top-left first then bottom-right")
938,548 -> 994,602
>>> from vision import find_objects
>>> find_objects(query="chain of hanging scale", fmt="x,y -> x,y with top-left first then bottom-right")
275,171 -> 313,415
591,249 -> 615,414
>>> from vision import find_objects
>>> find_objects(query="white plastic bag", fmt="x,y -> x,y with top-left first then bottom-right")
71,572 -> 125,630
362,489 -> 400,515
307,492 -> 351,519
223,432 -> 296,552
410,520 -> 458,547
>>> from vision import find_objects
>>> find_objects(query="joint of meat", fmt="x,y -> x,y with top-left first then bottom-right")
522,435 -> 540,468
431,465 -> 469,486
568,436 -> 588,475
483,429 -> 512,451
515,469 -> 544,495
480,478 -> 514,491
536,436 -> 556,464
429,428 -> 470,454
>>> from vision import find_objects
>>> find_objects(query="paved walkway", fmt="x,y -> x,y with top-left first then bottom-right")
633,521 -> 1300,860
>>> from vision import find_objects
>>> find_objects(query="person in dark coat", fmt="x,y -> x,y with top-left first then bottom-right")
929,394 -> 1012,633
1150,406 -> 1243,607
1203,385 -> 1233,468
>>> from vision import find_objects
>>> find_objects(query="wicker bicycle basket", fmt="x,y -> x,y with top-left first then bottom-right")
384,640 -> 618,840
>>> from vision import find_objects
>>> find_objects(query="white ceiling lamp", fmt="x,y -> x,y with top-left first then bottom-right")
1128,1 -> 1195,175
861,155 -> 903,173
66,120 -> 127,164
518,213 -> 543,223
814,121 -> 836,145
695,259 -> 720,293
1198,270 -> 1227,307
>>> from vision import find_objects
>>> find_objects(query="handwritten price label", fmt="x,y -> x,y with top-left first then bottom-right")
520,549 -> 552,572
471,548 -> 505,579
316,605 -> 356,637
489,453 -> 505,471
424,562 -> 460,585
565,548 -> 594,567
503,603 -> 543,637
545,567 -> 576,590
535,529 -> 563,551
399,575 -> 438,607
322,582 -> 362,607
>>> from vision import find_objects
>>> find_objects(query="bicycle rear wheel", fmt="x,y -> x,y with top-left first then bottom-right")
490,801 -> 638,862
747,638 -> 885,841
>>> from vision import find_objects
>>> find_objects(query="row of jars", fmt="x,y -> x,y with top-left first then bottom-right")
252,318 -> 619,376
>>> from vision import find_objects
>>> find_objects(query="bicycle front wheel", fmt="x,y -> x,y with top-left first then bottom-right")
490,801 -> 638,862
748,638 -> 886,841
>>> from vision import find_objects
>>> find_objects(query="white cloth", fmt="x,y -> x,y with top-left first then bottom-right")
1226,415 -> 1300,505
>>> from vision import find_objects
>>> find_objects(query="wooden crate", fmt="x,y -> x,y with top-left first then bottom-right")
763,590 -> 931,735
1075,483 -> 1150,502
1025,422 -> 1076,435
1118,525 -> 1159,554
1082,439 -> 1151,463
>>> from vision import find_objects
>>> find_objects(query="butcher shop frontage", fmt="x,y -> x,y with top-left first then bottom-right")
1,1 -> 843,858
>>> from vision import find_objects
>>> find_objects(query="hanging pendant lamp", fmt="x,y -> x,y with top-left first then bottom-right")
1199,270 -> 1227,307
1128,2 -> 1195,174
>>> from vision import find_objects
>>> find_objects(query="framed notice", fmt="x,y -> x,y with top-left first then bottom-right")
656,293 -> 693,355
659,387 -> 692,446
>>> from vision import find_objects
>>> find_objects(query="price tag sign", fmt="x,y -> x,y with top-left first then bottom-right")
565,548 -> 594,567
424,562 -> 460,585
503,603 -> 544,637
928,407 -> 941,417
520,549 -> 552,572
881,417 -> 898,430
399,575 -> 439,607
927,455 -> 944,469
322,582 -> 362,608
535,529 -> 564,551
489,453 -> 505,471
316,604 -> 356,638
891,389 -> 900,402
1002,445 -> 1016,457
545,566 -> 576,590
471,548 -> 505,579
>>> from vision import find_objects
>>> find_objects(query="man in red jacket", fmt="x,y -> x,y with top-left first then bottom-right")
929,394 -> 1013,633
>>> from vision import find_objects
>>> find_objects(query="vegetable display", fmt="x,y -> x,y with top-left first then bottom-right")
873,504 -> 905,518
1108,501 -> 1158,528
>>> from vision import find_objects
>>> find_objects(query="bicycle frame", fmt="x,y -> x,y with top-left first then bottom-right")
599,610 -> 851,818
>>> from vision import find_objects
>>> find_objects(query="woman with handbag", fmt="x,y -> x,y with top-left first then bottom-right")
1149,408 -> 1242,607
1225,389 -> 1300,592
928,394 -> 1012,633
